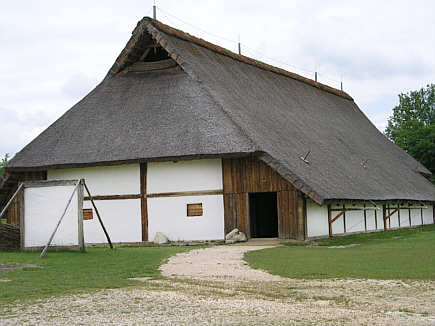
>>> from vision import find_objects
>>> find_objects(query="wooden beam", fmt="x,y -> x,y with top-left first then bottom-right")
409,206 -> 412,226
84,194 -> 141,201
327,204 -> 332,237
375,207 -> 378,229
19,187 -> 25,250
0,183 -> 24,219
147,190 -> 223,198
329,207 -> 380,212
397,204 -> 401,228
383,204 -> 387,230
140,164 -> 148,242
384,208 -> 399,221
77,180 -> 85,252
343,204 -> 346,233
139,48 -> 151,61
363,203 -> 367,232
330,210 -> 345,224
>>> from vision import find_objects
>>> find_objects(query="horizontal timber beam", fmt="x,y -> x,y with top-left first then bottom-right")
84,189 -> 224,201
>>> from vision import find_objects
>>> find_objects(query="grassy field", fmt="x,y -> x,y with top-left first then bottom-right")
0,246 -> 189,303
245,225 -> 435,280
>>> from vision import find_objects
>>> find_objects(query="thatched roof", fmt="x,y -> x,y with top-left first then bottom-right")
6,18 -> 435,204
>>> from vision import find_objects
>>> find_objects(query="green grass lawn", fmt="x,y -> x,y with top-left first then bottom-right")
245,225 -> 435,280
0,246 -> 189,303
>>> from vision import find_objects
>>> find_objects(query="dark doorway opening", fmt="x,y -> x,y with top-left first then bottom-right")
249,192 -> 278,238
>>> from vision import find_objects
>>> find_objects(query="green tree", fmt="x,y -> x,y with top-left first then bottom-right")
385,84 -> 435,183
0,153 -> 9,177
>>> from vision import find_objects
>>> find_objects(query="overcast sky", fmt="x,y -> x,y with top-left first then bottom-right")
1,0 -> 434,157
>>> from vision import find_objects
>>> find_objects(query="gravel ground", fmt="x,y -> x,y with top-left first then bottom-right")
1,245 -> 435,325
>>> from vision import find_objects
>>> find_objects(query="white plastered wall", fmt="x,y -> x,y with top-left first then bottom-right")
147,159 -> 225,241
306,201 -> 434,238
24,185 -> 78,247
148,195 -> 224,241
48,164 -> 142,243
147,159 -> 223,193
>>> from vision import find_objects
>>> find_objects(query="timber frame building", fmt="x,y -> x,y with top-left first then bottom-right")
1,18 -> 434,243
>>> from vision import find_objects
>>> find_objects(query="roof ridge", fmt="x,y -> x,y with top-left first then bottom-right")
142,17 -> 353,101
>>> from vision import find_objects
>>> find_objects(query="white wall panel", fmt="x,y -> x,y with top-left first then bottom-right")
376,209 -> 384,230
148,195 -> 224,241
410,208 -> 423,226
306,201 -> 329,237
82,199 -> 141,243
48,164 -> 140,196
399,208 -> 411,228
365,210 -> 377,231
422,205 -> 433,225
147,159 -> 222,194
346,208 -> 365,233
24,185 -> 78,247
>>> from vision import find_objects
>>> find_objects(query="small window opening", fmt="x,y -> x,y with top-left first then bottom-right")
187,203 -> 203,217
83,209 -> 93,220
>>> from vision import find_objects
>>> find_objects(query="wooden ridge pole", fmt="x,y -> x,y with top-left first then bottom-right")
83,181 -> 113,249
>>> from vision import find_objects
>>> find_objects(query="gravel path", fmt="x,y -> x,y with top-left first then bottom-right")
1,244 -> 435,325
160,245 -> 283,281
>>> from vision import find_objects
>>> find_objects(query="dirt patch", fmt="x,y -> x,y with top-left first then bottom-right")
0,264 -> 40,275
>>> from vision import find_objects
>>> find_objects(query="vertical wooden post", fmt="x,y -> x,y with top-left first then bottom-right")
327,204 -> 332,237
140,163 -> 148,241
342,204 -> 346,233
420,207 -> 424,225
77,180 -> 85,252
388,204 -> 391,228
397,204 -> 401,228
363,203 -> 367,232
408,205 -> 412,226
19,185 -> 25,250
374,206 -> 378,230
433,204 -> 435,224
382,204 -> 387,230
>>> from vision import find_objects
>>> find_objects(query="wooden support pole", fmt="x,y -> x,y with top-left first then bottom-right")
343,204 -> 346,233
330,210 -> 345,224
382,204 -> 387,230
327,204 -> 332,237
19,186 -> 25,250
420,207 -> 424,225
40,181 -> 81,258
83,181 -> 113,249
363,203 -> 367,232
374,206 -> 378,230
77,180 -> 85,252
397,204 -> 400,228
408,206 -> 412,226
0,183 -> 24,219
